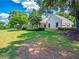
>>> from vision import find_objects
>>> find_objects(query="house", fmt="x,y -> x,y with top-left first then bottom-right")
41,14 -> 74,29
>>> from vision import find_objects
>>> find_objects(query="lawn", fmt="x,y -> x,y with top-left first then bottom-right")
0,30 -> 79,59
0,30 -> 28,48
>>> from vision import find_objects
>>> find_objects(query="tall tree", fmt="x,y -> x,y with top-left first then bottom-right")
43,0 -> 79,31
29,9 -> 42,28
9,10 -> 29,29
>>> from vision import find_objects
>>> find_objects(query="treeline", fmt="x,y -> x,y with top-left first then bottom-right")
0,10 -> 42,30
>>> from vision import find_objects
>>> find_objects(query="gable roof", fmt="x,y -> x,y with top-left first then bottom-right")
41,14 -> 74,25
56,15 -> 74,25
41,14 -> 50,24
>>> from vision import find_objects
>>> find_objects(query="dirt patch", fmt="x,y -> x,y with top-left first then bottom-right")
15,40 -> 78,59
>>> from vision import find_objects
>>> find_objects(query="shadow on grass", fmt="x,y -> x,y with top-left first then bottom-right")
7,29 -> 19,32
17,30 -> 60,38
0,40 -> 30,59
0,30 -> 79,59
0,44 -> 18,59
63,31 -> 79,41
0,30 -> 60,59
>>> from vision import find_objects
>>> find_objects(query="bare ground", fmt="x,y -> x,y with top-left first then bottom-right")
15,39 -> 79,59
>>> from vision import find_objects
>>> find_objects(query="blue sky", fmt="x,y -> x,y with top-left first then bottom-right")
0,0 -> 25,13
0,0 -> 40,24
0,0 -> 40,13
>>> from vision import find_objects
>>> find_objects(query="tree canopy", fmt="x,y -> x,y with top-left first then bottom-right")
29,9 -> 42,28
43,0 -> 79,13
9,10 -> 29,29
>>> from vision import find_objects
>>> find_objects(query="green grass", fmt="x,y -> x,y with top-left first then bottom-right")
0,30 -> 78,50
17,30 -> 73,49
0,30 -> 79,59
0,30 -> 29,48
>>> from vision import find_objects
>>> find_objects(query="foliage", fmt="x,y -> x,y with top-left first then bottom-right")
9,16 -> 28,29
43,0 -> 79,30
56,12 -> 76,23
29,10 -> 42,29
9,10 -> 26,16
30,9 -> 41,16
29,16 -> 42,28
37,0 -> 44,14
9,11 -> 29,29
0,21 -> 4,26
0,21 -> 8,29
43,0 -> 79,9
26,28 -> 45,31
43,0 -> 79,15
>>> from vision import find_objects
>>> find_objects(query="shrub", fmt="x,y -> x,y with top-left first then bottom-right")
58,27 -> 76,31
26,28 -> 45,31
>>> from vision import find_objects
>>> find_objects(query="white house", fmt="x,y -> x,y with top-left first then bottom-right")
41,14 -> 74,29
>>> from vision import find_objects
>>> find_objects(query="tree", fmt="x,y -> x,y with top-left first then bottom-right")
56,12 -> 76,23
43,0 -> 79,31
0,21 -> 4,29
9,10 -> 26,17
29,10 -> 42,29
0,21 -> 7,29
29,16 -> 42,28
9,10 -> 29,29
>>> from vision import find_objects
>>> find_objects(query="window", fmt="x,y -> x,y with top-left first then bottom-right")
56,22 -> 58,28
48,23 -> 50,28
44,24 -> 46,28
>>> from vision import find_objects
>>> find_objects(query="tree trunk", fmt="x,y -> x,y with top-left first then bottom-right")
76,11 -> 79,31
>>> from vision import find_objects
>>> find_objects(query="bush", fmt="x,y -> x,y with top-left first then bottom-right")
0,25 -> 9,30
22,27 -> 26,30
58,27 -> 76,31
26,28 -> 45,31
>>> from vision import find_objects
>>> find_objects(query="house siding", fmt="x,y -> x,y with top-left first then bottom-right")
41,14 -> 73,29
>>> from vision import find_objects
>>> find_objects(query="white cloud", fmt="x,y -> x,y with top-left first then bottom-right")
12,0 -> 20,3
0,13 -> 9,24
22,1 -> 40,10
12,0 -> 40,11
0,13 -> 9,18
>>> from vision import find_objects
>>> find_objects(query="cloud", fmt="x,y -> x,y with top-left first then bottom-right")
0,13 -> 9,18
0,13 -> 9,24
12,0 -> 40,12
22,1 -> 40,10
12,0 -> 20,3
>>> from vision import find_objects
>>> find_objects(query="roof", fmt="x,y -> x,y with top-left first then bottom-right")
56,15 -> 74,25
41,14 -> 52,24
41,14 -> 50,24
41,14 -> 74,25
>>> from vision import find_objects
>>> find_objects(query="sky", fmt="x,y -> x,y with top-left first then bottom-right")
0,0 -> 40,24
0,0 -> 39,13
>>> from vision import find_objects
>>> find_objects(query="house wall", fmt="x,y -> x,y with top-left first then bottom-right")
61,23 -> 73,28
46,15 -> 62,29
41,14 -> 73,29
